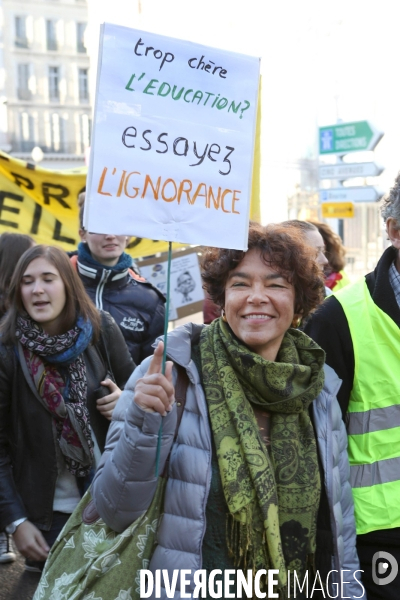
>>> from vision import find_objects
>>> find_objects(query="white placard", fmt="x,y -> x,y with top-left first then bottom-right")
140,252 -> 204,316
85,23 -> 260,251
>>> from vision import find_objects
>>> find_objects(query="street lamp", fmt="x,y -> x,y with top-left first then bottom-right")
31,146 -> 44,163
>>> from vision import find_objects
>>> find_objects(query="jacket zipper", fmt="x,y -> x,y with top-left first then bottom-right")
95,269 -> 110,310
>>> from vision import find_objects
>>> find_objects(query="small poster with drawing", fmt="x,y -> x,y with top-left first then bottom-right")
139,249 -> 204,320
170,253 -> 203,308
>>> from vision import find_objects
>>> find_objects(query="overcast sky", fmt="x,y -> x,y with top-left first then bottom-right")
86,0 -> 400,222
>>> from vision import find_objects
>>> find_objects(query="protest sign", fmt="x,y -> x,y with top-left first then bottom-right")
0,151 -> 186,258
138,247 -> 204,321
85,23 -> 260,250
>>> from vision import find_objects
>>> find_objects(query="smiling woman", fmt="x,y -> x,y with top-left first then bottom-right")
223,250 -> 296,360
202,222 -> 324,326
90,222 -> 362,599
0,245 -> 135,573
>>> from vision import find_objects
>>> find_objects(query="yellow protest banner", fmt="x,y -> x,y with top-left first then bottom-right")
0,152 -> 85,248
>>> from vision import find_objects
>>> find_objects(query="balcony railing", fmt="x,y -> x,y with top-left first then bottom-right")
10,140 -> 85,154
17,88 -> 32,101
47,39 -> 58,51
15,37 -> 29,49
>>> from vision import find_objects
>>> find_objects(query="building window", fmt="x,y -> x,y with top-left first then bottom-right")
17,64 -> 32,100
19,112 -> 35,151
15,16 -> 29,48
48,66 -> 60,101
79,113 -> 91,153
76,22 -> 87,53
46,20 -> 58,51
78,68 -> 89,102
50,113 -> 65,152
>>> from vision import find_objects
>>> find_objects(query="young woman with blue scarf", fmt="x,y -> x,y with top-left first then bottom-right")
73,193 -> 166,365
0,245 -> 135,573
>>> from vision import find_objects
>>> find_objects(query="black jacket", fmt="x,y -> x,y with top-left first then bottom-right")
73,256 -> 166,365
304,245 -> 400,551
304,245 -> 400,416
0,311 -> 135,532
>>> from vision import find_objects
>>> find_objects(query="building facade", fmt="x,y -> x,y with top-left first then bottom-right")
0,0 -> 91,168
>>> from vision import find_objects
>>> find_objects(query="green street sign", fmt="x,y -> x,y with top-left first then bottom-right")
319,121 -> 383,155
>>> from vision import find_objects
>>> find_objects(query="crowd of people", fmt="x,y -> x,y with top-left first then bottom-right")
1,175 -> 400,599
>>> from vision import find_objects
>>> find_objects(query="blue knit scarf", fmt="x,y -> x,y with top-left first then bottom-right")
77,242 -> 133,273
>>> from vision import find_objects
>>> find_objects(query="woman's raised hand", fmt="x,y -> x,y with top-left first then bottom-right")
96,379 -> 122,421
134,341 -> 175,416
13,520 -> 50,561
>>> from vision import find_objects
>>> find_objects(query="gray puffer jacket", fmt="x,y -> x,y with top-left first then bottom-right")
92,323 -> 363,599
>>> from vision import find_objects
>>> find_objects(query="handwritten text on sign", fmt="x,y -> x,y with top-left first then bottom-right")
85,24 -> 260,249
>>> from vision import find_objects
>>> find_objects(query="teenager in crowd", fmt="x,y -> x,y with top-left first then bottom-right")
0,245 -> 134,572
73,193 -> 166,365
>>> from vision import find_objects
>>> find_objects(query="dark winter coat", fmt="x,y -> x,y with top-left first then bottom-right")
72,254 -> 166,365
304,244 -> 400,576
0,311 -> 134,532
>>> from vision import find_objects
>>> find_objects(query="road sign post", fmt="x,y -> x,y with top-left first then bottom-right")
319,162 -> 384,180
319,186 -> 384,203
321,202 -> 354,219
318,120 -> 384,239
319,121 -> 383,156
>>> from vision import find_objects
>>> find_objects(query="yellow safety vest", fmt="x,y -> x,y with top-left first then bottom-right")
335,278 -> 400,534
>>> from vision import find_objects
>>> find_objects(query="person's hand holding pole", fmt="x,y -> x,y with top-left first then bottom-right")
134,341 -> 175,416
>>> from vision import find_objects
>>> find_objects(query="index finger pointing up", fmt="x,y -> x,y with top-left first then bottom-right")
146,341 -> 165,375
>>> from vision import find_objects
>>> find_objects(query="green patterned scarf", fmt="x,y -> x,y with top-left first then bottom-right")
199,319 -> 325,596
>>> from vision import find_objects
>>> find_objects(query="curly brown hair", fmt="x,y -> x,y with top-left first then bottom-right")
309,221 -> 346,272
201,223 -> 324,318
